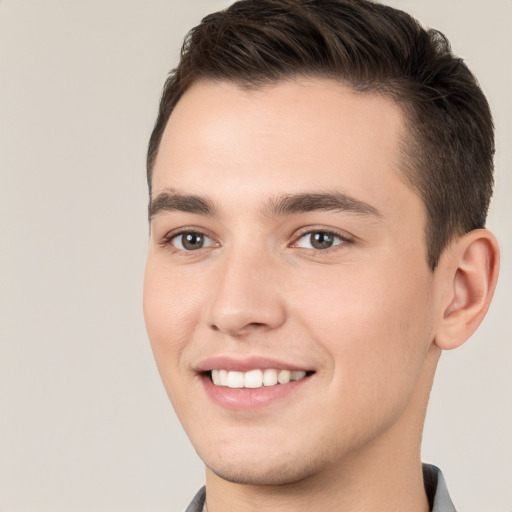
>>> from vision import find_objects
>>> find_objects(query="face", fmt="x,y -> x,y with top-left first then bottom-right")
144,79 -> 440,486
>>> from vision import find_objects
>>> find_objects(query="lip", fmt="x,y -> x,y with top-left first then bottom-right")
195,355 -> 312,373
195,356 -> 315,411
200,373 -> 313,410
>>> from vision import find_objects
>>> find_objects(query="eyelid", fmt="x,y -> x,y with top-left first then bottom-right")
174,233 -> 215,250
290,227 -> 354,249
159,226 -> 219,250
157,225 -> 354,252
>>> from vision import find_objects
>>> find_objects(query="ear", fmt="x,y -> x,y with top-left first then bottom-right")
434,229 -> 499,351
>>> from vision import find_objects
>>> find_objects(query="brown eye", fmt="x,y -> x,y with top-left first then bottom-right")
295,231 -> 344,250
310,232 -> 335,249
171,232 -> 213,251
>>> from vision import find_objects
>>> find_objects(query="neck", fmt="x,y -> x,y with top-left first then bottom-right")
204,346 -> 440,512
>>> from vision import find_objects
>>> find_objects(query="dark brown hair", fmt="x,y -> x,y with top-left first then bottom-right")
147,0 -> 494,270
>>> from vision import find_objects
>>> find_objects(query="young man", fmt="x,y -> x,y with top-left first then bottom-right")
143,1 -> 499,510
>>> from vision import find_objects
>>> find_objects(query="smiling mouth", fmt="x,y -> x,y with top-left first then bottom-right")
208,369 -> 313,389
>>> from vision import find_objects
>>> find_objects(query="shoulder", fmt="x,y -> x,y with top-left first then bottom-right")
184,486 -> 206,512
423,463 -> 457,512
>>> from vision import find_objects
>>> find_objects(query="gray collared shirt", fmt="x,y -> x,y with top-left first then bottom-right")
184,463 -> 456,512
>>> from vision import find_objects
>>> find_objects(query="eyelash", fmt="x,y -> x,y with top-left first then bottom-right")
160,229 -> 216,252
160,227 -> 353,253
291,228 -> 353,251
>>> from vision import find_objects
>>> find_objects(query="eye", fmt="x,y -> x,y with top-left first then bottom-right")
170,231 -> 215,251
294,231 -> 345,250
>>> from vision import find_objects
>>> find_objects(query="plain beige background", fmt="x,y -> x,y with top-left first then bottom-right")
0,1 -> 510,511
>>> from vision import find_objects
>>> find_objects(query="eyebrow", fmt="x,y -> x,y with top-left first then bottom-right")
149,190 -> 381,220
264,192 -> 382,218
149,189 -> 217,219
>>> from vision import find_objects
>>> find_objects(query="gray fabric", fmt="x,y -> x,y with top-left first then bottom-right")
423,463 -> 457,512
184,486 -> 205,512
184,464 -> 456,511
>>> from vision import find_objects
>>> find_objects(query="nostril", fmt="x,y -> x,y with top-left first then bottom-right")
209,319 -> 273,337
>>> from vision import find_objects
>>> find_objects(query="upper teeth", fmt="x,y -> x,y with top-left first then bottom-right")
211,369 -> 307,388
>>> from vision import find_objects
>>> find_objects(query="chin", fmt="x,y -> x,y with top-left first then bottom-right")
202,446 -> 325,486
207,461 -> 315,486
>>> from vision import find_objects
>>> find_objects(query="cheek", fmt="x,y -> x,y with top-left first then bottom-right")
290,263 -> 435,402
143,258 -> 201,386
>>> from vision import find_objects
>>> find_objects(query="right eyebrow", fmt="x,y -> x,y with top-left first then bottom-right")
149,190 -> 217,220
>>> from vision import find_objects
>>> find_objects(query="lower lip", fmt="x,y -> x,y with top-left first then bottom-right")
201,374 -> 312,410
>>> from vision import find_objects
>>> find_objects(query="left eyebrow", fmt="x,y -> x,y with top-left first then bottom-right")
264,192 -> 382,218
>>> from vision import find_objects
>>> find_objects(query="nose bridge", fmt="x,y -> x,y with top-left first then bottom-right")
207,240 -> 286,336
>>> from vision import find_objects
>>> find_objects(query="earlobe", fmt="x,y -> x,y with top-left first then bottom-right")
434,229 -> 499,351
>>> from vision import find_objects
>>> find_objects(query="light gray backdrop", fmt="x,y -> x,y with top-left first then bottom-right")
0,1 -> 510,511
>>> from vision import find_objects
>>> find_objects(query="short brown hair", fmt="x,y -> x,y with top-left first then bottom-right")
147,0 -> 494,270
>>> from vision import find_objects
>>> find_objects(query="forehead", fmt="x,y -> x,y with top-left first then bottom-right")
152,79 -> 419,222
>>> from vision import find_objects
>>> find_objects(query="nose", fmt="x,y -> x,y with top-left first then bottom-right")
206,246 -> 286,337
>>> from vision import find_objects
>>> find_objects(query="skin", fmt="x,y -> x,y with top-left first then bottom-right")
143,79 -> 499,511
